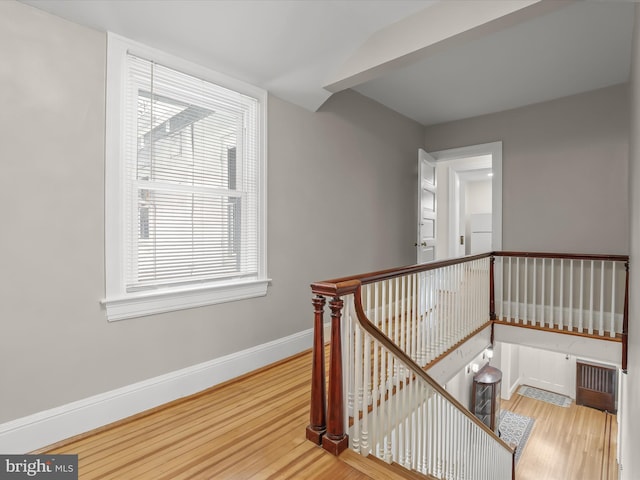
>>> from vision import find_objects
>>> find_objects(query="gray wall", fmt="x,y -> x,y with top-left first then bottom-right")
0,1 -> 423,423
425,84 -> 629,255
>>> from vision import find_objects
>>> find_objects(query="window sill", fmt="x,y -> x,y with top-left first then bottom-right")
102,279 -> 270,321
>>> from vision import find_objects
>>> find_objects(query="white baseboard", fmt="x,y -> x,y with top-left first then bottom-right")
0,327 -> 319,453
508,377 -> 522,399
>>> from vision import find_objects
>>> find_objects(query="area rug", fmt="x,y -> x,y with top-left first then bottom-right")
499,410 -> 535,463
518,385 -> 572,408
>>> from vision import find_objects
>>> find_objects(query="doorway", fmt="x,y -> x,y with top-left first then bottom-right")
429,142 -> 502,260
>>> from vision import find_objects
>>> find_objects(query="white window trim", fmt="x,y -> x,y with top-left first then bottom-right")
103,33 -> 268,321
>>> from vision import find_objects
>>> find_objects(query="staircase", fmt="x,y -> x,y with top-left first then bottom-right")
306,251 -> 628,480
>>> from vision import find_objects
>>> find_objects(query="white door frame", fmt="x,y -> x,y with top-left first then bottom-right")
429,141 -> 503,256
417,149 -> 438,263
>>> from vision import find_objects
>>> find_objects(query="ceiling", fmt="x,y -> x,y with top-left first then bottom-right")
20,0 -> 636,126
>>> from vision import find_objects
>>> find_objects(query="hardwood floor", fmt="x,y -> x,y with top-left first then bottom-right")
42,349 -> 618,479
502,390 -> 618,480
41,350 -> 379,480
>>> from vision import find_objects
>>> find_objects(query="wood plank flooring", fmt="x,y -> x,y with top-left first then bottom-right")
42,349 -> 619,479
42,350 -> 374,480
502,390 -> 618,480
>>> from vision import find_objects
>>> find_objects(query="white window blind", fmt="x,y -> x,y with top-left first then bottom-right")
104,34 -> 267,321
124,54 -> 260,292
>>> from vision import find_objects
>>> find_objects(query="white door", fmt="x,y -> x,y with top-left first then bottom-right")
417,149 -> 437,263
519,346 -> 574,397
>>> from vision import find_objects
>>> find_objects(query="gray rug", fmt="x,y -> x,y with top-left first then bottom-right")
499,410 -> 534,463
518,385 -> 572,407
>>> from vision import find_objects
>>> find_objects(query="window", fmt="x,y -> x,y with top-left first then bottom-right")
104,34 -> 268,321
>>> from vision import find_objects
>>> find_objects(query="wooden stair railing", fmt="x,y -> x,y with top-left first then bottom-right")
493,251 -> 629,371
307,255 -> 514,471
307,254 -> 492,453
349,285 -> 515,479
307,251 -> 629,477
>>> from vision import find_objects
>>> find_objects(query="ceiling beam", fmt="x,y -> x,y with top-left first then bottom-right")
323,0 -> 575,94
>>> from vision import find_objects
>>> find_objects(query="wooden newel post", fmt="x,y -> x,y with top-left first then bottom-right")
306,295 -> 327,444
489,254 -> 497,321
322,296 -> 349,455
622,261 -> 629,373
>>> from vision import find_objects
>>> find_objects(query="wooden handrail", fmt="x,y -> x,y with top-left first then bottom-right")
351,283 -> 515,457
313,253 -> 630,298
311,253 -> 492,295
313,252 -> 629,296
494,251 -> 629,262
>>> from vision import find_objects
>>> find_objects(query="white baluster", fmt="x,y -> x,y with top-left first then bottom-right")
515,257 -> 520,323
390,364 -> 398,463
453,264 -> 459,342
600,260 -> 605,336
346,295 -> 355,419
435,268 -> 442,356
421,272 -> 433,365
507,257 -> 512,321
550,258 -> 555,328
559,259 -> 564,329
466,262 -> 472,331
455,264 -> 460,342
372,285 -> 381,455
418,386 -> 429,474
353,308 -> 362,452
458,264 -> 463,339
430,393 -> 435,476
474,260 -> 479,328
394,277 -> 400,367
541,258 -> 546,327
466,260 -> 472,332
589,260 -> 594,335
611,262 -> 616,337
362,333 -> 370,454
384,346 -> 392,462
579,260 -> 585,331
407,378 -> 415,468
461,415 -> 468,480
416,384 -> 423,473
444,266 -> 450,347
482,259 -> 487,326
531,258 -> 537,325
424,272 -> 431,363
445,403 -> 451,479
475,261 -> 481,327
485,258 -> 490,321
406,274 -> 412,356
496,257 -> 502,320
524,257 -> 528,324
438,395 -> 444,477
400,275 -> 406,354
426,271 -> 432,362
411,273 -> 422,365
427,271 -> 433,362
569,260 -> 574,330
456,410 -> 462,480
416,272 -> 423,364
